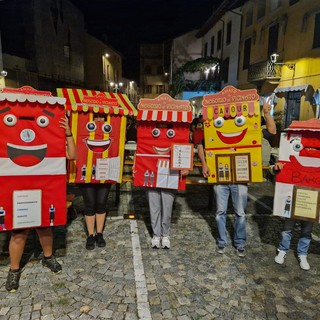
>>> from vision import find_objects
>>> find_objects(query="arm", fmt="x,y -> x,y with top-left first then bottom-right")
197,143 -> 210,178
269,162 -> 284,175
59,116 -> 77,160
262,97 -> 277,135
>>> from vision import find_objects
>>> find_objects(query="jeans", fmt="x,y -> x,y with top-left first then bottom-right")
278,218 -> 313,256
214,184 -> 248,249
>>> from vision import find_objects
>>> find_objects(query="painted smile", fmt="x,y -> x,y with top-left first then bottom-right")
217,128 -> 248,144
85,138 -> 111,153
7,143 -> 47,167
153,146 -> 170,155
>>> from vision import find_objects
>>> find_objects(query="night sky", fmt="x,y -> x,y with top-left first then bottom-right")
70,0 -> 220,80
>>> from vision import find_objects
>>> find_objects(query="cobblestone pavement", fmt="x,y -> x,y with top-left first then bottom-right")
0,181 -> 320,319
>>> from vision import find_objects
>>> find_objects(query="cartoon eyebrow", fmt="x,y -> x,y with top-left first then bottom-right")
0,107 -> 10,114
43,109 -> 55,117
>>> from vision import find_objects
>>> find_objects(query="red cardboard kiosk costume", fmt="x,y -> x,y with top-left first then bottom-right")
134,94 -> 193,191
57,88 -> 137,184
0,86 -> 67,231
273,119 -> 320,222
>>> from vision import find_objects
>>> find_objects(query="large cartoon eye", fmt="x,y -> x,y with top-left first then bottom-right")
4,114 -> 17,126
36,116 -> 49,127
234,116 -> 246,126
167,129 -> 175,138
292,142 -> 303,152
86,122 -> 97,132
214,117 -> 224,128
102,123 -> 112,133
152,128 -> 160,137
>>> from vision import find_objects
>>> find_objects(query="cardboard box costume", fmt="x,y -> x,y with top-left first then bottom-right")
273,119 -> 320,222
134,94 -> 192,190
202,86 -> 263,184
0,86 -> 66,230
57,88 -> 137,184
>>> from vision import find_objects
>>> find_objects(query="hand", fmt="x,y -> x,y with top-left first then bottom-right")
59,115 -> 72,136
274,162 -> 284,171
201,164 -> 210,178
262,97 -> 272,116
180,169 -> 189,176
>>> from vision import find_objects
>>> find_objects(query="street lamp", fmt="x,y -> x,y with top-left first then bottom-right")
110,82 -> 123,93
270,53 -> 295,71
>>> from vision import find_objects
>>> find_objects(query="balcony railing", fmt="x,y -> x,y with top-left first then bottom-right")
248,60 -> 281,83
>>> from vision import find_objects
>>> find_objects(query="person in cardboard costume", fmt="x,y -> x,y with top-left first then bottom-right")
57,88 -> 136,250
133,94 -> 192,249
198,86 -> 276,257
273,118 -> 320,270
0,86 -> 76,292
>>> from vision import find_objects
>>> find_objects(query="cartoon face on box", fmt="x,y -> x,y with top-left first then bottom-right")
0,86 -> 66,231
70,110 -> 124,183
202,86 -> 262,183
134,94 -> 192,190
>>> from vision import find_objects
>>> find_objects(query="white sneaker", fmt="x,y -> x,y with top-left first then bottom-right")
161,236 -> 170,249
151,236 -> 160,249
298,255 -> 310,270
274,250 -> 286,264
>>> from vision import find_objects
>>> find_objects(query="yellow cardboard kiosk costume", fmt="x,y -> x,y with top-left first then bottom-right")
202,86 -> 263,184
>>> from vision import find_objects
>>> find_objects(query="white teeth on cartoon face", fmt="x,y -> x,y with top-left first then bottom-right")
84,138 -> 111,153
220,131 -> 243,138
7,143 -> 47,165
153,146 -> 170,155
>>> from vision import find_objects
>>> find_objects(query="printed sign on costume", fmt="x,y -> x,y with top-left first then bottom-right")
202,86 -> 263,184
57,88 -> 137,184
0,86 -> 67,230
134,94 -> 193,190
273,119 -> 320,222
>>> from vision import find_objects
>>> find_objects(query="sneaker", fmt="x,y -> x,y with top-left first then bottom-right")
298,255 -> 310,270
151,236 -> 161,249
274,250 -> 286,265
236,247 -> 246,257
41,256 -> 62,274
5,269 -> 21,292
216,246 -> 225,254
162,236 -> 170,249
86,234 -> 95,250
96,233 -> 106,247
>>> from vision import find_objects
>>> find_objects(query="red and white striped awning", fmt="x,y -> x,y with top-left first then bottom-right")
56,88 -> 137,116
137,109 -> 192,123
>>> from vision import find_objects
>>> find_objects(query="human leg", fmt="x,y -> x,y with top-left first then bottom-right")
214,184 -> 229,250
6,229 -> 29,292
147,188 -> 161,248
231,184 -> 248,251
160,189 -> 176,249
275,218 -> 295,264
36,227 -> 62,273
297,220 -> 313,270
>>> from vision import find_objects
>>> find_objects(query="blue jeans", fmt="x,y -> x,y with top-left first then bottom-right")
278,219 -> 313,256
214,184 -> 248,249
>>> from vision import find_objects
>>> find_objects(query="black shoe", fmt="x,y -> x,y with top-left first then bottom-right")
42,255 -> 62,273
86,234 -> 95,250
6,269 -> 21,292
96,233 -> 106,247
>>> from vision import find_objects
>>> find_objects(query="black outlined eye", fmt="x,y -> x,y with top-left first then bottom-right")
234,116 -> 246,126
167,129 -> 175,138
292,142 -> 303,152
214,117 -> 224,128
102,123 -> 112,133
36,116 -> 49,127
152,128 -> 160,137
86,122 -> 97,132
4,114 -> 17,126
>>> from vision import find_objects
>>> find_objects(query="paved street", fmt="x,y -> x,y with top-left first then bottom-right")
0,180 -> 320,319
